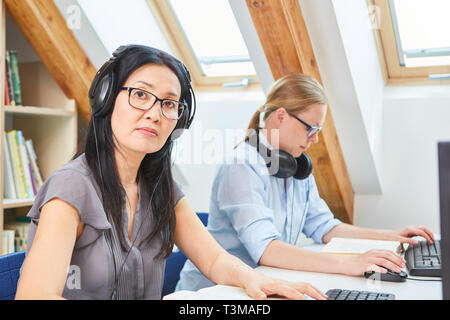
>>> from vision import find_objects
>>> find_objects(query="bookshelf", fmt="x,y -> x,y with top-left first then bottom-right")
0,3 -> 78,255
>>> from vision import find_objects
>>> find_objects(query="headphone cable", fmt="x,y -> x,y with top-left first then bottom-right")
110,170 -> 163,299
290,179 -> 310,245
92,118 -> 120,300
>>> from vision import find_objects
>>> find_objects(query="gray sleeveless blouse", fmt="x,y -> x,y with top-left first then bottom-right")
25,154 -> 184,300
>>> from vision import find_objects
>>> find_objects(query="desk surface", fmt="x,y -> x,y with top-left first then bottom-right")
164,243 -> 443,300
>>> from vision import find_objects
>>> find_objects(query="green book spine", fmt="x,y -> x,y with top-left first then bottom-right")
5,51 -> 16,106
4,66 -> 10,105
9,50 -> 22,106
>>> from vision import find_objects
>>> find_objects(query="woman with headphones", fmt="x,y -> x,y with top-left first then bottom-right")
177,73 -> 435,291
15,46 -> 326,300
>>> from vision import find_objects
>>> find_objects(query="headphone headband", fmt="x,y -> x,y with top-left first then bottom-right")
89,44 -> 196,131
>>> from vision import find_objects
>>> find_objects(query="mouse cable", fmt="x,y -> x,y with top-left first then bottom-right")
407,277 -> 442,282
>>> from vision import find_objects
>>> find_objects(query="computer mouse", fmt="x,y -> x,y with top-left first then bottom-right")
364,269 -> 408,282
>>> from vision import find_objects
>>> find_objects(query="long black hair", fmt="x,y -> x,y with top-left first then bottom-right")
76,46 -> 193,259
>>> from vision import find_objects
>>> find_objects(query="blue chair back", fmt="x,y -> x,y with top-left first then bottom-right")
0,251 -> 26,300
162,212 -> 208,298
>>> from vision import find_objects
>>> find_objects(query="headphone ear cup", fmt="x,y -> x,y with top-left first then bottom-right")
271,149 -> 298,179
183,95 -> 192,130
169,105 -> 189,141
294,153 -> 313,180
90,72 -> 115,117
169,127 -> 186,141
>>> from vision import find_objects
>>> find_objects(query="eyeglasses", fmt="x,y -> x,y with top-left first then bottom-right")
120,87 -> 186,120
289,113 -> 322,138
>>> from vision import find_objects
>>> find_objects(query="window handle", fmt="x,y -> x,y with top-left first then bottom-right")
222,77 -> 253,88
429,73 -> 450,81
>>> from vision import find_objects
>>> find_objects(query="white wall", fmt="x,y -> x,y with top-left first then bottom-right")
355,86 -> 450,233
54,0 -> 110,69
299,0 -> 384,194
5,13 -> 39,62
228,0 -> 274,94
173,90 -> 265,212
331,0 -> 385,180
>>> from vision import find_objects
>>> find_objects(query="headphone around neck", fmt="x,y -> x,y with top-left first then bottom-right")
248,130 -> 313,180
88,44 -> 196,136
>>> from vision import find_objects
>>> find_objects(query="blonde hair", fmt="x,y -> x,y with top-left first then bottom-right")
244,73 -> 327,141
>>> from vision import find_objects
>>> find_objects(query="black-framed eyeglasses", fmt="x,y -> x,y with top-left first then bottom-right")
121,87 -> 186,120
289,113 -> 322,137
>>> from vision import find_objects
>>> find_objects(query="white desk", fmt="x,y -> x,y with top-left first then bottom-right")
164,243 -> 442,300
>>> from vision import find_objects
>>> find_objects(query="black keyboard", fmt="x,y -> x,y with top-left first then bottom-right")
405,240 -> 441,277
326,289 -> 395,300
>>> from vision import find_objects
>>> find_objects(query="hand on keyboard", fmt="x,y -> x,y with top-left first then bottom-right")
389,226 -> 435,245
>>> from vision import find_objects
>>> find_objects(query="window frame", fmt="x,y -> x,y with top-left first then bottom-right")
146,0 -> 260,91
371,0 -> 450,84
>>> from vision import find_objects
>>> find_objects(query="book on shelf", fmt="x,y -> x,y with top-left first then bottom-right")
16,130 -> 34,198
5,50 -> 16,106
321,237 -> 404,255
1,222 -> 29,255
2,230 -> 15,255
5,131 -> 21,198
7,130 -> 27,199
25,139 -> 43,190
3,135 -> 17,199
29,163 -> 37,195
4,64 -> 10,105
8,50 -> 22,106
3,130 -> 43,200
4,219 -> 30,253
1,231 -> 5,254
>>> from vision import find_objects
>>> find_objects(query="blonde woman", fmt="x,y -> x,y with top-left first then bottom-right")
177,73 -> 434,291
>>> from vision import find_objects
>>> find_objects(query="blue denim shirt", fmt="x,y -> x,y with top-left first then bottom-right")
176,132 -> 341,291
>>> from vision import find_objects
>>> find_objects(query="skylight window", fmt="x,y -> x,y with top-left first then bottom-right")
77,0 -> 171,55
69,0 -> 259,89
390,0 -> 450,67
167,0 -> 256,78
372,0 -> 450,82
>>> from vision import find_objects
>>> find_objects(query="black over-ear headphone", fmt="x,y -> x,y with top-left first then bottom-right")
88,44 -> 196,136
248,130 -> 313,180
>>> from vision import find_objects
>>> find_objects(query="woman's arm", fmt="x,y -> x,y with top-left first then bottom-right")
173,198 -> 327,300
259,222 -> 437,276
258,221 -> 433,276
259,239 -> 405,276
15,199 -> 82,299
259,240 -> 347,274
322,223 -> 435,245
